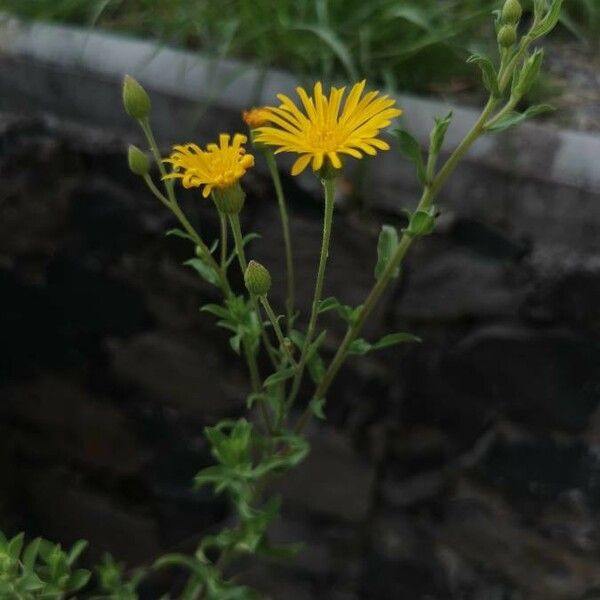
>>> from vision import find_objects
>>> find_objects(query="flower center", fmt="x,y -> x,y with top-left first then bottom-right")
309,127 -> 345,152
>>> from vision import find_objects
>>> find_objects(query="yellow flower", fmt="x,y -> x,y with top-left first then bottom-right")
163,133 -> 255,198
242,107 -> 272,129
255,80 -> 402,176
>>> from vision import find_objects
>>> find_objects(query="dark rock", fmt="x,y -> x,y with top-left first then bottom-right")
3,375 -> 149,476
441,326 -> 600,432
21,467 -> 161,565
274,430 -> 376,522
110,331 -> 247,417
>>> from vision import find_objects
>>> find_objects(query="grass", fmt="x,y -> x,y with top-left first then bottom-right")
0,0 -> 593,93
0,0 -> 500,93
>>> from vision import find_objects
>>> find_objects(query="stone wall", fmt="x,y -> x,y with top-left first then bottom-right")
1,111 -> 600,600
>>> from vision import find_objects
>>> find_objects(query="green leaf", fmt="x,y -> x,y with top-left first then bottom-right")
67,569 -> 91,592
184,258 -> 220,286
372,332 -> 422,349
406,207 -> 436,238
348,338 -> 372,355
429,111 -> 453,158
263,367 -> 295,387
200,303 -> 230,320
531,0 -> 565,40
317,297 -> 355,323
512,49 -> 544,99
23,538 -> 41,572
393,129 -> 427,184
67,540 -> 88,566
166,228 -> 194,242
467,54 -> 500,98
309,398 -> 326,420
7,533 -> 24,560
375,225 -> 400,281
486,104 -> 555,133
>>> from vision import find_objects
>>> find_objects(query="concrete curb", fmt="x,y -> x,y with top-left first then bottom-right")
0,15 -> 599,196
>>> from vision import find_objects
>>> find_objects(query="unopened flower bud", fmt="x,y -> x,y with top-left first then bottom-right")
244,260 -> 271,296
127,144 -> 150,176
212,183 -> 246,215
123,75 -> 151,120
498,24 -> 517,48
502,0 -> 522,24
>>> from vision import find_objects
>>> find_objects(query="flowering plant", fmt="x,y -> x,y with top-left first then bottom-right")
1,1 -> 564,598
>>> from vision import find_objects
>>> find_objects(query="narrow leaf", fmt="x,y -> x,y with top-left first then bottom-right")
372,332 -> 422,350
184,258 -> 220,286
486,104 -> 555,133
429,111 -> 453,157
263,367 -> 295,387
375,225 -> 399,280
393,129 -> 427,184
467,54 -> 500,98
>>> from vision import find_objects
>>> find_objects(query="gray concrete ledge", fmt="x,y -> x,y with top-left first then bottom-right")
1,15 -> 599,196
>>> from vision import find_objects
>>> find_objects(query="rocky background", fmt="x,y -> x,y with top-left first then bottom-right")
1,110 -> 600,600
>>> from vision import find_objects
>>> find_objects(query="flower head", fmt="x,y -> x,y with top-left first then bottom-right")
254,80 -> 402,176
163,133 -> 254,198
242,107 -> 272,129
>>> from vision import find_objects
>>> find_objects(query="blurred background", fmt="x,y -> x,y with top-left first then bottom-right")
0,1 -> 599,598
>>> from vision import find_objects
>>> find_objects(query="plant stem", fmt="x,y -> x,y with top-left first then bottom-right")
265,150 -> 295,331
295,98 -> 499,434
260,296 -> 297,367
286,176 -> 336,413
219,212 -> 228,269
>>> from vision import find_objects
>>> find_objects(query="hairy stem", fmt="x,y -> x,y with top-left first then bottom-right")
286,177 -> 336,413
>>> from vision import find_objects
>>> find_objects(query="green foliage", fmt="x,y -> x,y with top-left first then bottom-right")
92,555 -> 144,600
0,532 -> 91,599
0,0 -> 501,93
374,225 -> 401,281
393,129 -> 427,184
201,295 -> 262,355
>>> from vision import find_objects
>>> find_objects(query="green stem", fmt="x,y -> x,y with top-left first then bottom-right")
295,98 -> 499,434
286,176 -> 336,413
260,296 -> 297,367
219,212 -> 228,269
265,150 -> 295,331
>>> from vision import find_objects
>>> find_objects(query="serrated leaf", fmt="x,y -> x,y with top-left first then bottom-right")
263,367 -> 295,387
372,332 -> 422,350
486,104 -> 555,133
467,54 -> 500,98
184,258 -> 220,287
393,129 -> 427,184
375,225 -> 399,281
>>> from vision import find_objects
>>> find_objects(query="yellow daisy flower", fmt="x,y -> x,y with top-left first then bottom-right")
163,133 -> 255,198
254,80 -> 402,176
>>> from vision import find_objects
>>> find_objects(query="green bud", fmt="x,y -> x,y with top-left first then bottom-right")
498,24 -> 517,48
244,260 -> 271,296
122,75 -> 151,120
212,183 -> 245,215
127,144 -> 150,176
502,0 -> 522,24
